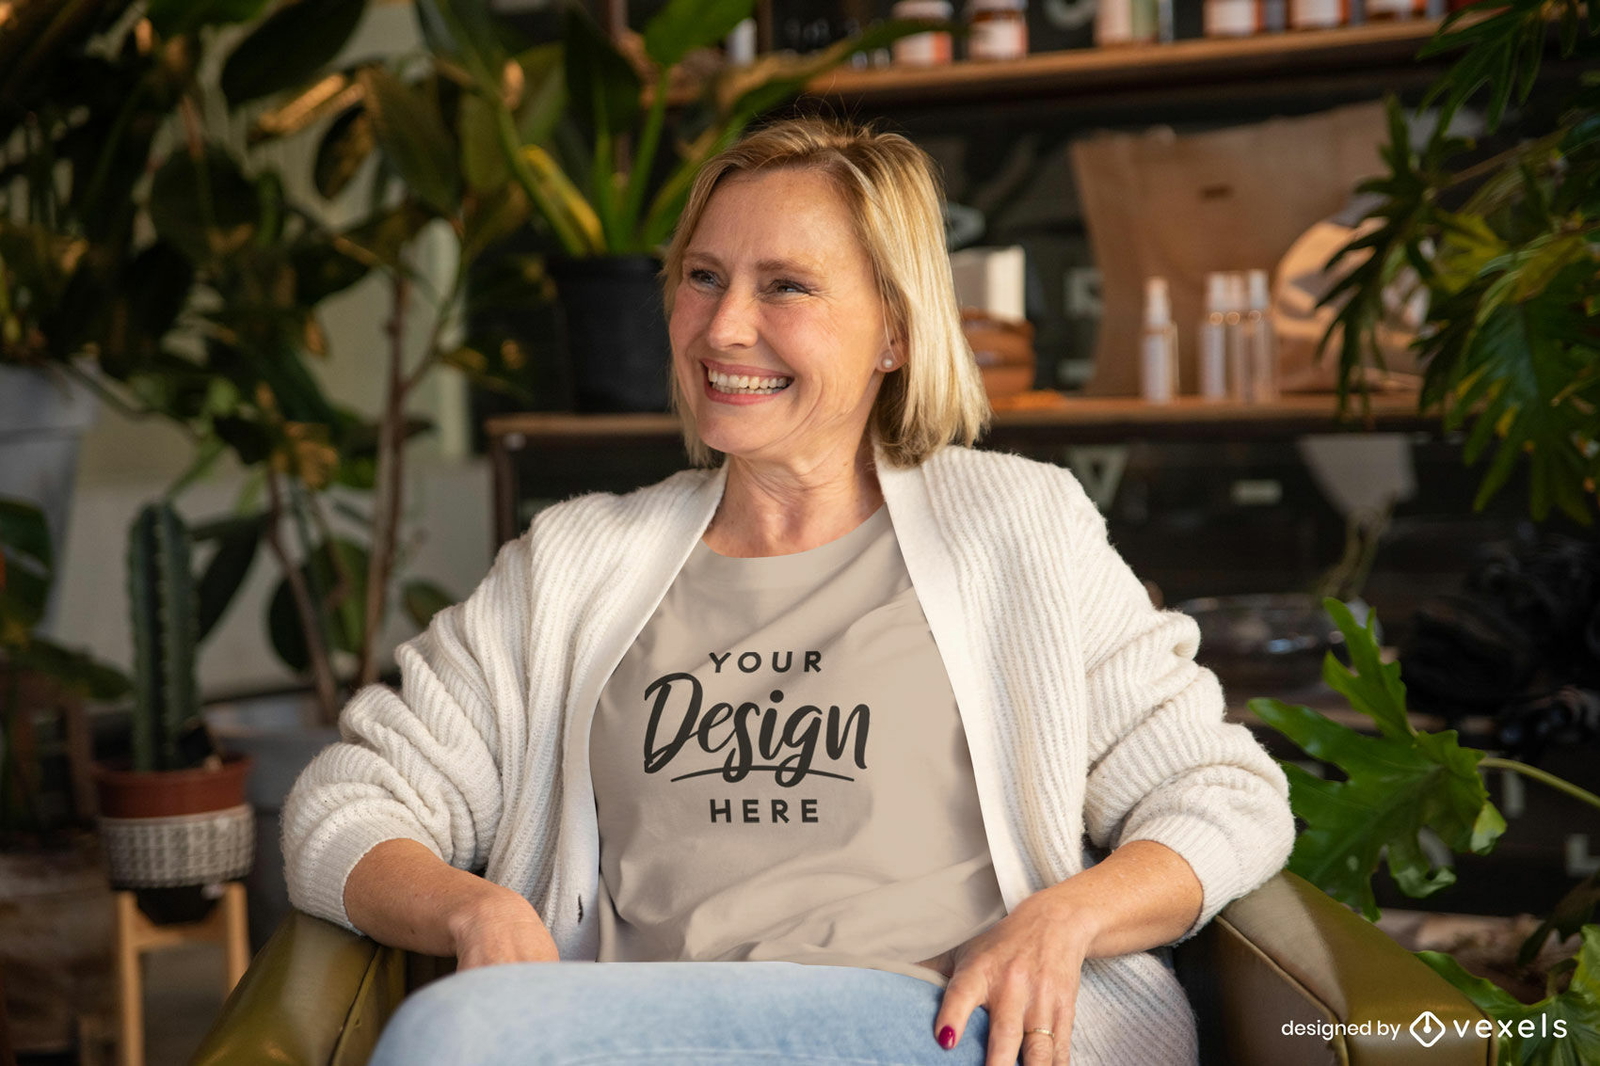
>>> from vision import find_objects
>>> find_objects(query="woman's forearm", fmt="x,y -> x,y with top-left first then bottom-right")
1042,839 -> 1204,957
343,838 -> 540,957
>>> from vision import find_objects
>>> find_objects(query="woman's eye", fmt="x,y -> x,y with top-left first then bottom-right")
771,279 -> 808,295
687,268 -> 718,287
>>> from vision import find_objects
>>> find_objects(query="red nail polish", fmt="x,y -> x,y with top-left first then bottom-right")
938,1025 -> 957,1050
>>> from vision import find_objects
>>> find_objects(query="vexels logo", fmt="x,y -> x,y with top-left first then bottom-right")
1410,1011 -> 1446,1048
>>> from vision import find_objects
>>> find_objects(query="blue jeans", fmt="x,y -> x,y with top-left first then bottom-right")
368,961 -> 995,1066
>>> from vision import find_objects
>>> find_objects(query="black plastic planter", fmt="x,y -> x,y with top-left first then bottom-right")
548,255 -> 672,413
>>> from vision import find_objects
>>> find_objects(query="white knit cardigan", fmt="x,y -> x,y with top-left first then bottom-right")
283,444 -> 1293,1063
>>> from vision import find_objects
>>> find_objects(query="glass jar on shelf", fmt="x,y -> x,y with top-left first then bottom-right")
891,0 -> 955,66
968,0 -> 1029,60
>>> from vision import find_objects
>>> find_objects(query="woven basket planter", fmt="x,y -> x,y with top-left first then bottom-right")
93,754 -> 255,890
97,803 -> 255,890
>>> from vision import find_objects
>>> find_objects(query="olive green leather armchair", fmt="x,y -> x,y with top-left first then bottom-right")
192,871 -> 1494,1066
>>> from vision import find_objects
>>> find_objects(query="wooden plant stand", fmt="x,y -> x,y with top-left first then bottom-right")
113,883 -> 248,1066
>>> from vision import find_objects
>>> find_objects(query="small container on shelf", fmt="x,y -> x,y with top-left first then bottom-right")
1289,0 -> 1348,29
967,0 -> 1029,60
892,0 -> 956,66
1204,0 -> 1259,37
1095,0 -> 1158,47
1198,272 -> 1229,399
1223,271 -> 1250,401
1244,268 -> 1279,402
1141,276 -> 1180,404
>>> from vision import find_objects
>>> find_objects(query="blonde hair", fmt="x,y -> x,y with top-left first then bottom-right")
661,117 -> 990,469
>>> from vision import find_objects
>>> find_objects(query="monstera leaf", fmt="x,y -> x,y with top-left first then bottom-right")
1250,599 -> 1507,918
1420,925 -> 1600,1066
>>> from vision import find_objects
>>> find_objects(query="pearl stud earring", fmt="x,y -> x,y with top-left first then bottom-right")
881,356 -> 895,370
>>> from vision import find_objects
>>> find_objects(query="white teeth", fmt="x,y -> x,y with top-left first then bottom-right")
707,368 -> 791,394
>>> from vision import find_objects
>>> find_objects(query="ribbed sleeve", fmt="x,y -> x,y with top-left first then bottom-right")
1059,470 -> 1294,935
281,533 -> 535,931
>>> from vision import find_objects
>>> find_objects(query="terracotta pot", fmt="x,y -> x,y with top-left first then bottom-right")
93,755 -> 256,891
93,753 -> 252,818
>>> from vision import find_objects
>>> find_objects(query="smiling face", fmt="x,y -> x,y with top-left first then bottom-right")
669,167 -> 896,475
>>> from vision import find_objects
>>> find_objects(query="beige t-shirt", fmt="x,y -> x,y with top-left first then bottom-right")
590,506 -> 1007,987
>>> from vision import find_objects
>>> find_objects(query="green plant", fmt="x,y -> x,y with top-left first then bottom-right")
412,0 -> 927,256
1252,599 -> 1600,1062
1325,0 -> 1600,523
0,498 -> 128,836
3,3 -> 474,723
125,502 -> 210,772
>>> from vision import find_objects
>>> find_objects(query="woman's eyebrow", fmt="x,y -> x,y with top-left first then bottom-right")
682,249 -> 822,277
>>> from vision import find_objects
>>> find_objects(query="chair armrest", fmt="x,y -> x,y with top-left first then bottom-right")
191,911 -> 408,1066
1175,871 -> 1494,1066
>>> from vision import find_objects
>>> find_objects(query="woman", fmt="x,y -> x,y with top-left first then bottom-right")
283,118 -> 1293,1066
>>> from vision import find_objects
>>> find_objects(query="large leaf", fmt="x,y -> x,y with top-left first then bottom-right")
459,92 -> 509,192
513,44 -> 567,148
192,514 -> 266,643
296,204 -> 432,299
564,5 -> 640,139
0,499 -> 53,577
108,241 -> 194,363
643,0 -> 756,70
267,537 -> 368,673
1523,874 -> 1600,967
1249,600 -> 1506,919
0,498 -> 53,636
461,184 -> 529,266
313,104 -> 376,200
414,0 -> 507,87
359,68 -> 462,218
401,579 -> 455,630
1420,925 -> 1600,1066
148,147 -> 260,264
220,0 -> 367,108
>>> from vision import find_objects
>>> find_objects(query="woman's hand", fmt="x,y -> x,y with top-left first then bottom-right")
345,838 -> 562,969
932,884 -> 1098,1066
931,841 -> 1203,1066
447,885 -> 561,971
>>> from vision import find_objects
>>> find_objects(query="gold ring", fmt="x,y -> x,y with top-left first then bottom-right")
1025,1027 -> 1054,1038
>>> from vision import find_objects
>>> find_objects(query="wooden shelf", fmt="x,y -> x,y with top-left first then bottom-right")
981,390 -> 1433,439
484,392 -> 1435,545
804,21 -> 1449,108
486,391 -> 1430,448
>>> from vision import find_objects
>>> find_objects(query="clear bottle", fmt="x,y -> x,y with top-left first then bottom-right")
968,0 -> 1028,60
1197,273 -> 1229,399
1223,272 -> 1250,402
1141,276 -> 1180,404
1244,269 -> 1278,403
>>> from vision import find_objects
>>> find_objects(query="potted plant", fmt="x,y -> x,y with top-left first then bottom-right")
93,502 -> 253,923
1323,0 -> 1599,523
397,0 -> 929,411
1251,599 -> 1600,1062
0,497 -> 129,1054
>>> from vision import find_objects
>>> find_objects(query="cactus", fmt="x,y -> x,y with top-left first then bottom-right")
127,502 -> 207,772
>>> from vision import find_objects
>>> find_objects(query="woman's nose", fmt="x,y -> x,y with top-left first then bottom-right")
705,290 -> 757,351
